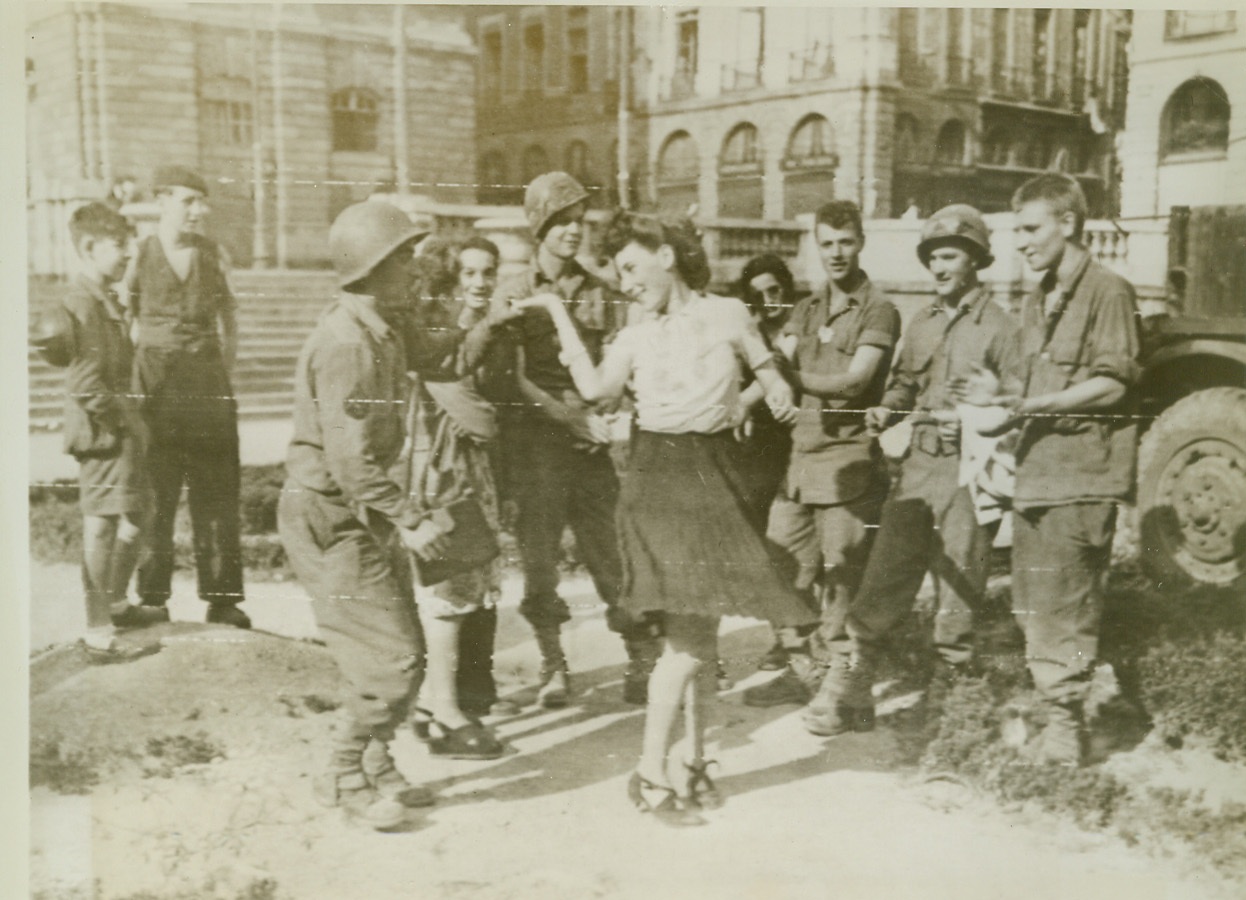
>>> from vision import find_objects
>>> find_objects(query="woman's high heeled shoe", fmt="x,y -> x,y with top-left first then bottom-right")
627,772 -> 705,827
683,759 -> 724,810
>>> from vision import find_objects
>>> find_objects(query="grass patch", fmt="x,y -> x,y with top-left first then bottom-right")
29,734 -> 99,795
143,730 -> 225,778
900,549 -> 1246,879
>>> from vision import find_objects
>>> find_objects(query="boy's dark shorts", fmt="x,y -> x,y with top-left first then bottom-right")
78,418 -> 150,518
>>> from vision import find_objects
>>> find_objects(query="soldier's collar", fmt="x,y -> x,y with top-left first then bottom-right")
533,257 -> 587,289
339,292 -> 393,340
928,284 -> 990,321
1041,243 -> 1091,299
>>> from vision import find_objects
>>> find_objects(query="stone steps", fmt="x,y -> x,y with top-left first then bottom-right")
29,270 -> 334,430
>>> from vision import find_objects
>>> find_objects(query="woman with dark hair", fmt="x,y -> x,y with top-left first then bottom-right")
402,235 -> 517,760
515,211 -> 813,825
735,254 -> 799,672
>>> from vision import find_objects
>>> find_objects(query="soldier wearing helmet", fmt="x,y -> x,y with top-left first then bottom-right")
801,203 -> 1022,738
489,172 -> 660,709
277,200 -> 448,830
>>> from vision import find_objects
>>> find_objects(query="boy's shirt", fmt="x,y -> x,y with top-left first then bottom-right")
1011,247 -> 1141,508
780,273 -> 900,505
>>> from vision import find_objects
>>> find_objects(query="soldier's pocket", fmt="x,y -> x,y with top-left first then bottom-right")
1049,417 -> 1111,471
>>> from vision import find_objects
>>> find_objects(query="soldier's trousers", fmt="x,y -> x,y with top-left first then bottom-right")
135,346 -> 244,608
278,483 -> 423,733
845,451 -> 998,665
506,425 -> 639,636
1011,502 -> 1116,705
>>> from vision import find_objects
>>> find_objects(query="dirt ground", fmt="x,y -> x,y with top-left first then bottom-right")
28,562 -> 1246,900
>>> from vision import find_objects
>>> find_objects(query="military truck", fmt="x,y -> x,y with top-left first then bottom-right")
1135,204 -> 1246,592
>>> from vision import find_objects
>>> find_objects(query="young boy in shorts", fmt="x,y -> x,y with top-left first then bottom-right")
35,202 -> 163,660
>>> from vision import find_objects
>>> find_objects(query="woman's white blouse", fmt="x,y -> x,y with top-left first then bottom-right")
605,293 -> 774,434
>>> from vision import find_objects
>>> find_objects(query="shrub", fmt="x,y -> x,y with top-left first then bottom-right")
239,464 -> 286,535
1138,631 -> 1246,763
29,481 -> 82,564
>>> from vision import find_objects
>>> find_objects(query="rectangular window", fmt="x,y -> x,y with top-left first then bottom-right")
1072,9 -> 1091,106
204,99 -> 252,147
567,7 -> 588,94
676,10 -> 698,80
523,22 -> 545,93
482,29 -> 502,97
1033,9 -> 1051,99
946,8 -> 966,85
1165,11 -> 1237,40
991,9 -> 1011,93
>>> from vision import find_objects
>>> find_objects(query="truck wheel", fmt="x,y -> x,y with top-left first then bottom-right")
1137,387 -> 1246,591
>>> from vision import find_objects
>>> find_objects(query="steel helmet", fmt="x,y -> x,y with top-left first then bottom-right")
524,171 -> 590,238
917,204 -> 994,269
328,200 -> 430,290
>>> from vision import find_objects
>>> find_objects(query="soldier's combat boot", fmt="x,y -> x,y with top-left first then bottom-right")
361,739 -> 434,808
1029,701 -> 1086,767
533,624 -> 571,709
742,652 -> 824,708
802,645 -> 877,736
314,730 -> 407,831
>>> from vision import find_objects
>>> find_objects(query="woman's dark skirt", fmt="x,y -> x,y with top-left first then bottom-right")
618,430 -> 814,626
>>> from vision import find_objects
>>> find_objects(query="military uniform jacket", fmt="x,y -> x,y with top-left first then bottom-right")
882,287 -> 1021,475
286,294 -> 425,528
1011,250 -> 1141,509
488,258 -> 628,409
780,274 -> 901,505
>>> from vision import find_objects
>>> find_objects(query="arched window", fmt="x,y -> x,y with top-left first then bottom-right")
656,131 -> 700,214
784,114 -> 837,218
784,114 -> 836,168
719,123 -> 763,217
894,114 -> 922,165
934,119 -> 967,166
521,144 -> 551,184
720,122 -> 761,170
331,88 -> 379,153
981,124 -> 1011,166
657,131 -> 699,182
1161,77 -> 1230,159
564,140 -> 590,183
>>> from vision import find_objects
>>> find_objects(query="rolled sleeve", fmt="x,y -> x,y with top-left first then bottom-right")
1087,285 -> 1142,387
858,301 -> 901,351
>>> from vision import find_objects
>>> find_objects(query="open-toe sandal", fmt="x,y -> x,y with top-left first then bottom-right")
627,772 -> 705,827
683,759 -> 724,811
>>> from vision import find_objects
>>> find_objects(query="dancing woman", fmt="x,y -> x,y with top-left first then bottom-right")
516,211 -> 813,824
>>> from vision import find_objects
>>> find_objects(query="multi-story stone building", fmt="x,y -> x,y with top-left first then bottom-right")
27,2 -> 475,271
1118,9 -> 1245,219
472,7 -> 1130,222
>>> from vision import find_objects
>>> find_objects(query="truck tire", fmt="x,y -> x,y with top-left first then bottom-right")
1137,387 -> 1246,591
